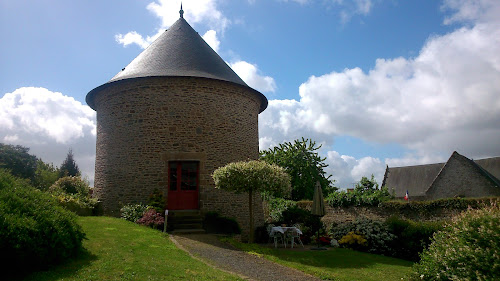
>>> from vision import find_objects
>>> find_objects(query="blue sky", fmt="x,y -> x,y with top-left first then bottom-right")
1,0 -> 499,189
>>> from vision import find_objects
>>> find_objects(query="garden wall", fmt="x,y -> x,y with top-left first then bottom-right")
295,197 -> 499,226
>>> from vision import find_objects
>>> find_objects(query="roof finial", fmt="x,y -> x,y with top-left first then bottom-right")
179,2 -> 184,18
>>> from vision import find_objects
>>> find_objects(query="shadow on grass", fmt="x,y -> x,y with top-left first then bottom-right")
172,233 -> 412,271
225,239 -> 413,270
269,247 -> 412,269
8,248 -> 98,281
171,233 -> 241,251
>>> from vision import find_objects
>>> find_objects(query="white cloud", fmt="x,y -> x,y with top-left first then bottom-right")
116,0 -> 229,49
230,61 -> 277,93
202,30 -> 220,52
295,4 -> 500,158
331,0 -> 374,24
324,151 -> 385,189
0,87 -> 96,185
442,0 -> 500,24
115,31 -> 152,49
258,0 -> 500,188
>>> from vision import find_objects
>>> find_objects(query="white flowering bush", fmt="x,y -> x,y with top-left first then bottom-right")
330,217 -> 396,255
330,238 -> 339,248
408,204 -> 500,280
120,203 -> 150,222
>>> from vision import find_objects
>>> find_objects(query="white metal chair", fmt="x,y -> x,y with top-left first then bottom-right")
267,224 -> 285,248
288,224 -> 304,248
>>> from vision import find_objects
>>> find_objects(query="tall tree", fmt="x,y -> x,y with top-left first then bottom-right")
212,160 -> 291,242
0,143 -> 37,182
355,175 -> 379,194
59,149 -> 80,177
260,138 -> 336,201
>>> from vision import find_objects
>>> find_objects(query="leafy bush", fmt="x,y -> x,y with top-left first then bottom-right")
266,197 -> 297,222
408,205 -> 500,280
281,205 -> 322,244
33,159 -> 60,190
331,217 -> 395,255
203,211 -> 241,235
137,209 -> 165,229
386,216 -> 444,261
0,169 -> 85,269
49,176 -> 88,195
148,188 -> 165,213
326,185 -> 394,207
120,203 -> 150,222
254,225 -> 270,243
49,176 -> 97,213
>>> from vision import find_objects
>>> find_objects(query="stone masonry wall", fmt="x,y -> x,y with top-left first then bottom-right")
426,154 -> 500,200
92,76 -> 264,237
295,201 -> 466,227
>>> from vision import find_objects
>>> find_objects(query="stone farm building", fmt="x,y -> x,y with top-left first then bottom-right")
382,151 -> 500,201
86,9 -> 267,236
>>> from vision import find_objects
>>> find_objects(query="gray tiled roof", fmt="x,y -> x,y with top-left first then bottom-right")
86,16 -> 267,112
383,152 -> 500,199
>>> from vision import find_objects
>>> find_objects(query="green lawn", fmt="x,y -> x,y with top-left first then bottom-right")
19,217 -> 241,281
17,217 -> 414,280
227,239 -> 414,281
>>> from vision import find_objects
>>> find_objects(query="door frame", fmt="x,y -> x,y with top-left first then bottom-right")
162,152 -> 206,210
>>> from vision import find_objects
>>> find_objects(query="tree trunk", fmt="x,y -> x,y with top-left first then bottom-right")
248,188 -> 254,243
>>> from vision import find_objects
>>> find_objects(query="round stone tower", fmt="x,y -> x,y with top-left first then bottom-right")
86,10 -> 267,234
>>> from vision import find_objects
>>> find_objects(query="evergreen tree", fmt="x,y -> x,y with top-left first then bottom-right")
59,149 -> 80,177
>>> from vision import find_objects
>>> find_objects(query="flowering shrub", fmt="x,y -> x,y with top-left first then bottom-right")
339,232 -> 367,250
137,208 -> 165,229
330,238 -> 339,248
318,236 -> 332,245
331,217 -> 396,255
120,203 -> 150,222
408,205 -> 500,280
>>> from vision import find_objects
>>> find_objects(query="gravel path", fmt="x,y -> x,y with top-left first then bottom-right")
170,234 -> 321,281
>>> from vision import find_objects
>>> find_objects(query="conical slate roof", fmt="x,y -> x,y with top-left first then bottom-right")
110,18 -> 247,85
86,14 -> 267,112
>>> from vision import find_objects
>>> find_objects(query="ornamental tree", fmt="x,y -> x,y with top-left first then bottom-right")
260,138 -> 335,200
212,160 -> 291,242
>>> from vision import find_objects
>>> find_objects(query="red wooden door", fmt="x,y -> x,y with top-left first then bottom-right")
167,161 -> 199,210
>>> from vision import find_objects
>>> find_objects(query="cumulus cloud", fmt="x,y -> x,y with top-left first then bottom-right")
0,87 -> 96,184
116,0 -> 229,49
230,61 -> 277,93
324,151 -> 385,189
296,18 -> 500,157
115,31 -> 153,49
258,0 -> 500,187
202,29 -> 220,52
